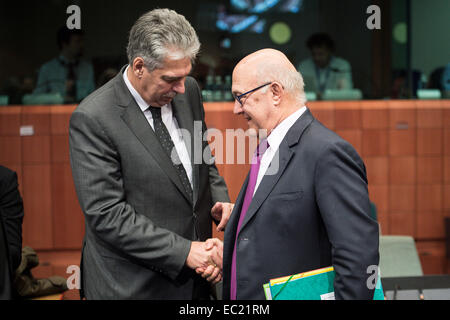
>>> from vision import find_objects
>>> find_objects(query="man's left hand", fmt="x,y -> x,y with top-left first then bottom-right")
211,202 -> 234,232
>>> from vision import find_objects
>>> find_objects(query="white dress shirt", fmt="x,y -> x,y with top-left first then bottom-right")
123,66 -> 193,188
254,106 -> 307,195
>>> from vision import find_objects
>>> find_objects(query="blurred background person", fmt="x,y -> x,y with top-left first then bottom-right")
297,33 -> 353,99
33,26 -> 95,104
1,74 -> 35,105
96,67 -> 119,88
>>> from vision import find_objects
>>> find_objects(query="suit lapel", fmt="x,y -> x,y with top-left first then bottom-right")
237,146 -> 294,234
116,69 -> 192,205
171,94 -> 199,207
237,109 -> 315,234
224,172 -> 249,259
227,173 -> 249,233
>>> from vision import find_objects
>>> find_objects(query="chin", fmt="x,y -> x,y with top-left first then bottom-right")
247,128 -> 258,137
152,98 -> 171,107
162,96 -> 175,104
246,121 -> 260,136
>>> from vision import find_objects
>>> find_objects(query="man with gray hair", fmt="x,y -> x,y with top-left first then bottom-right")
221,49 -> 379,299
69,8 -> 232,299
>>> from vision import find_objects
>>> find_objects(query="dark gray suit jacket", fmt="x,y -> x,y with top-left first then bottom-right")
69,67 -> 229,299
0,166 -> 24,300
222,109 -> 379,300
0,166 -> 23,274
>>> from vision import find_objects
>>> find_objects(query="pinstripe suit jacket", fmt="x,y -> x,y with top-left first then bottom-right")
69,67 -> 229,299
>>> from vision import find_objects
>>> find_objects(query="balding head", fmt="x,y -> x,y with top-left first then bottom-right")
233,49 -> 306,105
231,49 -> 306,137
235,49 -> 293,75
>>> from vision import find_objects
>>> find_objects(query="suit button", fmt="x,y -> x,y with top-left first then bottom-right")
193,212 -> 198,219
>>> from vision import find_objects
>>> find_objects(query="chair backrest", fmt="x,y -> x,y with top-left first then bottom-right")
379,235 -> 423,278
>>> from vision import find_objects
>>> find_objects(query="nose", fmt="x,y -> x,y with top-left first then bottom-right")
172,79 -> 185,94
233,99 -> 243,115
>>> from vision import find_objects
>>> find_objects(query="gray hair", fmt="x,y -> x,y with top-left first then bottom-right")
126,8 -> 200,70
259,67 -> 306,105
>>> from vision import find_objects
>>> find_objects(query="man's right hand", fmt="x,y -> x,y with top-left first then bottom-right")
186,240 -> 223,284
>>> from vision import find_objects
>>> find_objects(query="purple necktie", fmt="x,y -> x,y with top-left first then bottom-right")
230,139 -> 269,300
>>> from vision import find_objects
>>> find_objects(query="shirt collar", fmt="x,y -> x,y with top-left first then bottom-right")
123,65 -> 151,112
123,65 -> 170,113
58,54 -> 78,65
266,106 -> 307,152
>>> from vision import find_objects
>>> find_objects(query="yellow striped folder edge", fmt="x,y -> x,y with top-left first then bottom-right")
269,266 -> 334,286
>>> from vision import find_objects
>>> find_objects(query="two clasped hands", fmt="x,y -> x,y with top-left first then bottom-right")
185,202 -> 234,284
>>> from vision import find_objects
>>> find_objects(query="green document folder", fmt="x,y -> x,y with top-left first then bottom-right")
264,266 -> 384,300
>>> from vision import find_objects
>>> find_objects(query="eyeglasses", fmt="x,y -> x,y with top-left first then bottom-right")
233,82 -> 272,106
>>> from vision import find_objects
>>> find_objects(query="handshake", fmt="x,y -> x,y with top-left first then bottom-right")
185,202 -> 234,284
186,238 -> 223,284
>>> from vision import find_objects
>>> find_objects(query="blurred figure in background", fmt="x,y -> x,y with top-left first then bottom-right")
96,67 -> 118,87
1,74 -> 35,105
34,26 -> 95,104
441,62 -> 450,94
297,33 -> 353,99
390,69 -> 423,99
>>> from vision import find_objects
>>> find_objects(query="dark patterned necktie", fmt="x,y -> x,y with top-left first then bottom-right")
148,106 -> 193,201
59,58 -> 78,103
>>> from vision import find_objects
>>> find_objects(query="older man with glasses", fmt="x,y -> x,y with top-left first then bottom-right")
220,48 -> 379,300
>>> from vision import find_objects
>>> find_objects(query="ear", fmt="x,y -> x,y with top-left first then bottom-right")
132,57 -> 145,79
270,82 -> 283,106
